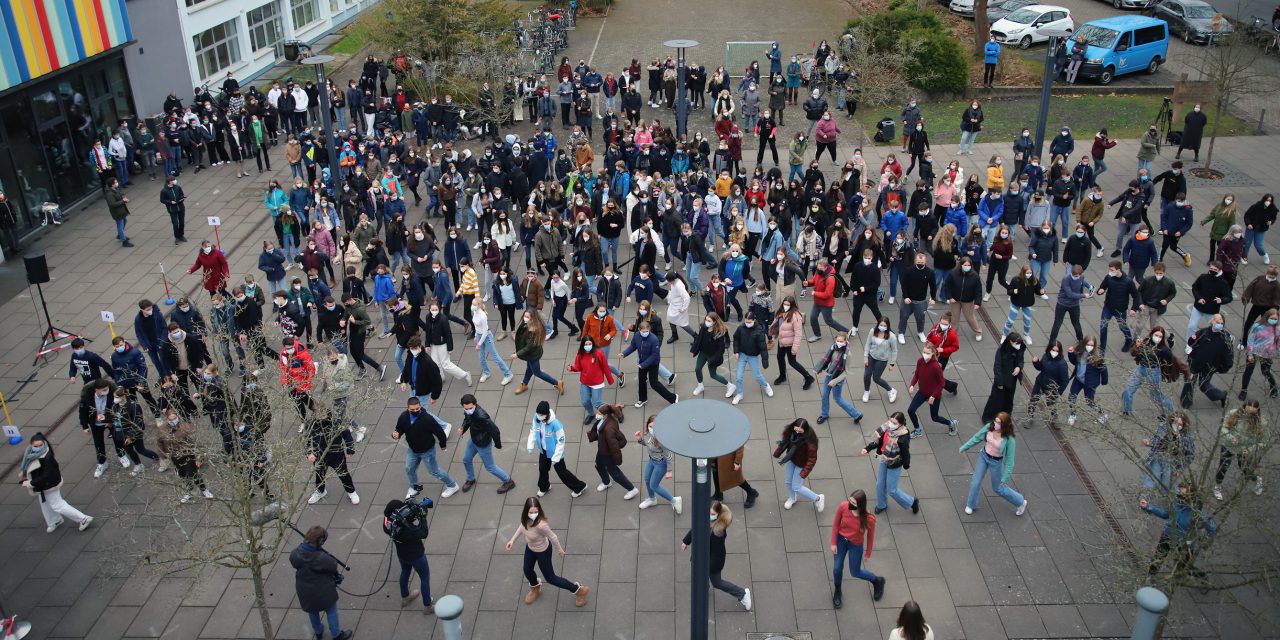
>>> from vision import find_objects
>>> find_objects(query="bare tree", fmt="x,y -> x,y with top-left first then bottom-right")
1186,29 -> 1279,173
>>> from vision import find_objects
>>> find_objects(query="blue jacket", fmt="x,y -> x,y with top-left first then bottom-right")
432,271 -> 455,307
1049,133 -> 1074,159
881,209 -> 908,238
110,343 -> 148,388
263,188 -> 288,217
259,249 -> 287,282
373,273 -> 397,304
984,41 -> 1002,64
133,308 -> 168,351
761,228 -> 787,261
527,411 -> 568,463
1124,236 -> 1158,270
1144,498 -> 1217,546
977,195 -> 1004,228
611,171 -> 631,200
944,204 -> 969,237
622,330 -> 663,368
442,237 -> 471,270
1160,201 -> 1193,236
308,277 -> 332,302
627,275 -> 656,302
1056,273 -> 1091,308
288,187 -> 311,221
1068,351 -> 1109,389
1024,163 -> 1046,194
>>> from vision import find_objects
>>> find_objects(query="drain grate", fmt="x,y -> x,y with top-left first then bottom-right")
746,634 -> 813,640
1184,160 -> 1262,188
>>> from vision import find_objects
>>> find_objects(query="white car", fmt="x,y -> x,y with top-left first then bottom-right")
990,5 -> 1076,48
949,0 -> 976,17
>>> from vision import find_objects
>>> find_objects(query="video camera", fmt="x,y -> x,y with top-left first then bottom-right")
386,497 -> 433,541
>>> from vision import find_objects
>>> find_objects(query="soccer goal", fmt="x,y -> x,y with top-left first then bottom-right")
724,41 -> 776,79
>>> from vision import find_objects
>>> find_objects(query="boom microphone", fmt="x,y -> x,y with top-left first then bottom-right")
250,502 -> 283,526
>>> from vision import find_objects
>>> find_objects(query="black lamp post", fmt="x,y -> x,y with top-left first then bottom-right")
664,39 -> 699,139
302,54 -> 342,201
651,399 -> 751,640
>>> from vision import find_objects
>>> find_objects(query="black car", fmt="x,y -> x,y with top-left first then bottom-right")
1152,0 -> 1234,43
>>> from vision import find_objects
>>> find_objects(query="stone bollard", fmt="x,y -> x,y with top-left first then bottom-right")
435,594 -> 464,640
1130,586 -> 1169,640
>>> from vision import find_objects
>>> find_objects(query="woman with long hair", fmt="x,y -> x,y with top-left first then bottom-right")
862,412 -> 917,514
1121,326 -> 1178,415
625,300 -> 676,383
1066,335 -> 1108,425
680,500 -> 752,610
773,418 -> 824,512
1214,400 -> 1266,499
511,311 -> 564,395
907,343 -> 958,438
470,298 -> 513,385
491,268 -> 522,340
959,412 -> 1027,516
691,312 -> 732,396
770,295 -> 815,389
567,336 -> 615,424
828,489 -> 884,608
930,223 -> 959,299
1029,340 -> 1069,424
862,317 -> 899,403
588,403 -> 639,498
890,601 -> 933,640
664,273 -> 697,342
1002,263 -> 1043,342
504,497 -> 590,607
980,331 -> 1025,423
635,415 -> 682,512
1240,307 -> 1279,400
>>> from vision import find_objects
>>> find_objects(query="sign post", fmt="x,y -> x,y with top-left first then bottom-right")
100,310 -> 116,339
1,392 -> 20,445
159,262 -> 176,305
207,216 -> 223,253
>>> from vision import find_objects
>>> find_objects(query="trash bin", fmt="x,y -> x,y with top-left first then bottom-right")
283,40 -> 302,62
874,118 -> 895,143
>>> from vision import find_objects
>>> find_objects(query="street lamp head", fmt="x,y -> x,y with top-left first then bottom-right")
651,399 -> 751,460
663,39 -> 701,50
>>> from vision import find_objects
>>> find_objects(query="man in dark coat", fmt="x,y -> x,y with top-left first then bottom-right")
290,526 -> 352,640
1176,104 -> 1208,162
105,178 -> 133,247
159,175 -> 187,244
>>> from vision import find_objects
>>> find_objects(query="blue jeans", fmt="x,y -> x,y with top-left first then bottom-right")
1143,458 -> 1174,492
1186,308 -> 1210,343
743,113 -> 758,134
1136,159 -> 1152,175
1244,227 -> 1267,258
1029,259 -> 1051,285
684,258 -> 703,293
522,359 -> 559,386
601,236 -> 620,266
399,554 -> 430,604
579,383 -> 603,415
406,446 -> 456,488
644,457 -> 675,501
876,461 -> 916,510
709,215 -> 725,251
307,603 -> 340,637
789,163 -> 804,183
888,262 -> 901,297
115,160 -> 129,185
832,536 -> 877,588
784,460 -> 818,502
477,333 -> 512,377
1092,155 -> 1108,177
1004,304 -> 1033,335
820,375 -> 863,420
734,354 -> 769,392
282,234 -> 297,261
959,130 -> 978,154
462,439 -> 510,483
1050,205 -> 1071,237
966,450 -> 1025,510
1122,365 -> 1174,413
981,225 -> 999,251
115,218 -> 128,242
1099,306 -> 1132,351
394,345 -> 407,374
934,268 -> 949,300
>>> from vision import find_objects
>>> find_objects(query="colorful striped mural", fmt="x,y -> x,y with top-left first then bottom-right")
0,0 -> 133,92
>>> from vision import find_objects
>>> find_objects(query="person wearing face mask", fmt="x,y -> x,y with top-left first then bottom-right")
1028,340 -> 1069,424
305,404 -> 360,506
1241,265 -> 1280,336
1047,265 -> 1093,346
634,414 -> 682,512
1074,185 -> 1106,259
1068,156 -> 1093,208
1181,314 -> 1234,408
277,335 -> 318,427
1201,195 -> 1238,269
619,320 -> 678,407
1242,194 -> 1276,265
21,431 -> 95,532
1121,327 -> 1181,415
170,296 -> 208,341
506,496 -> 591,607
826,488 -> 885,609
907,344 -> 958,438
1213,401 -> 1267,499
1063,335 -> 1109,425
1094,259 -> 1140,353
510,310 -> 563,395
728,312 -> 772,405
1124,225 -> 1159,282
861,413 -> 918,520
768,295 -> 815,390
110,336 -> 160,415
393,395 -> 459,501
1138,481 -> 1218,577
161,321 -> 211,394
190,363 -> 234,454
1141,411 -> 1196,494
959,412 -> 1027,516
981,332 -> 1025,423
1216,225 -> 1247,291
944,257 -> 983,341
156,407 -> 214,503
1132,261 -> 1175,336
187,240 -> 230,298
1187,261 -> 1233,346
1136,126 -> 1160,177
897,251 -> 937,343
810,331 -> 864,425
79,378 -> 132,478
66,337 -> 114,385
1175,103 -> 1208,162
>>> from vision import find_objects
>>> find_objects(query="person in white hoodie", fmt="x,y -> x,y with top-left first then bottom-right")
664,273 -> 696,342
528,401 -> 587,497
108,132 -> 130,186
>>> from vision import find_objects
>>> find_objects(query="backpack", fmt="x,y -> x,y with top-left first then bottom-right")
830,273 -> 845,298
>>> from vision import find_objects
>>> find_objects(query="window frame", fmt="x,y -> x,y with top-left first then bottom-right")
246,1 -> 284,53
192,18 -> 243,82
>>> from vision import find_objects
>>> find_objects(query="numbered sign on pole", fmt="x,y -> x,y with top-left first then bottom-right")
100,310 -> 116,323
207,216 -> 222,226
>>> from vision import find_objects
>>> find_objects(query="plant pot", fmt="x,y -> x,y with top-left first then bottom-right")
1189,168 -> 1223,179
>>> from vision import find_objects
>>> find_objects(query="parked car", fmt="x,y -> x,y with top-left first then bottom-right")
988,0 -> 1039,23
950,0 -> 976,18
1075,16 -> 1170,84
991,5 -> 1076,48
1105,0 -> 1154,11
1152,0 -> 1233,43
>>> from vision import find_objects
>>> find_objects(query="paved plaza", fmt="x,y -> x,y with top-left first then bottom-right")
1,2 -> 1279,639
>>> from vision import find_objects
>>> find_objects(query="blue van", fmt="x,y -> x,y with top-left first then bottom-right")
1074,16 -> 1169,84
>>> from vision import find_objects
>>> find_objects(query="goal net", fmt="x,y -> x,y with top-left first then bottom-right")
724,41 -> 776,80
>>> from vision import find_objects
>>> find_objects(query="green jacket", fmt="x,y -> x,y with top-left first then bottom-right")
789,138 -> 807,165
1218,410 -> 1265,454
346,300 -> 372,330
135,129 -> 156,153
960,425 -> 1017,483
351,223 -> 376,257
1200,203 -> 1236,241
105,188 -> 129,220
1137,132 -> 1160,161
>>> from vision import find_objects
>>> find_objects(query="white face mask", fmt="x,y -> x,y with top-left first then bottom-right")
1152,335 -> 1163,344
1050,350 -> 1060,358
1085,345 -> 1095,353
922,353 -> 932,361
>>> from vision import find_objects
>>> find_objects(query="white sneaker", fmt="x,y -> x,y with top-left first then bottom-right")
888,388 -> 898,403
975,333 -> 983,342
406,485 -> 422,500
1015,500 -> 1028,516
672,496 -> 683,514
815,494 -> 826,513
622,488 -> 640,500
725,383 -> 737,398
157,460 -> 169,472
1040,293 -> 1049,300
634,400 -> 647,408
441,484 -> 461,498
1096,249 -> 1104,258
348,491 -> 361,505
119,455 -> 132,469
479,373 -> 490,383
741,588 -> 753,611
764,385 -> 774,397
180,494 -> 192,504
46,520 -> 63,533
1213,484 -> 1224,500
131,464 -> 144,477
78,516 -> 94,531
888,297 -> 895,304
441,423 -> 452,438
693,383 -> 705,396
94,463 -> 108,478
1264,254 -> 1271,265
982,293 -> 991,302
464,373 -> 474,387
355,426 -> 367,443
308,489 -> 327,504
1257,478 -> 1265,495
201,489 -> 214,499
917,332 -> 927,342
597,482 -> 611,492
783,498 -> 796,510
501,374 -> 513,385
638,498 -> 656,509
964,506 -> 974,515
1067,414 -> 1078,425
861,390 -> 870,402
732,394 -> 743,405
1184,345 -> 1193,355
849,327 -> 858,337
897,333 -> 906,345
1023,335 -> 1032,346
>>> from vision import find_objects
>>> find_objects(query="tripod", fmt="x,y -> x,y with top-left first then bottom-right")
31,282 -> 85,367
1154,97 -> 1174,144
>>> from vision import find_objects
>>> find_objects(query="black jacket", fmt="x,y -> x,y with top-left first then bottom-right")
732,323 -> 768,359
1005,275 -> 1042,308
1137,274 -> 1177,313
1151,170 -> 1187,202
1191,272 -> 1233,314
849,260 -> 881,297
690,327 -> 729,366
682,527 -> 729,574
944,269 -> 982,303
1096,273 -> 1140,312
422,312 -> 453,350
399,350 -> 443,400
1187,328 -> 1233,375
383,500 -> 430,560
899,264 -> 936,302
24,443 -> 63,494
991,344 -> 1025,388
78,382 -> 118,429
460,405 -> 502,448
394,409 -> 449,454
290,543 -> 340,613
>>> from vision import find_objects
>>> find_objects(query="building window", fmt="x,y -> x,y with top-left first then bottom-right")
192,19 -> 242,81
185,0 -> 213,7
290,0 -> 318,30
247,2 -> 283,52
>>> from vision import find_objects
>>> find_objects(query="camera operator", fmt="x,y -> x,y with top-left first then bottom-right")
382,499 -> 435,614
289,526 -> 353,640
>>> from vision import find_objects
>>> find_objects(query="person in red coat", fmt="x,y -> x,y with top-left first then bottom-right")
805,260 -> 850,342
566,337 -> 616,424
907,343 -> 958,438
188,240 -> 230,297
924,311 -> 961,394
279,336 -> 317,423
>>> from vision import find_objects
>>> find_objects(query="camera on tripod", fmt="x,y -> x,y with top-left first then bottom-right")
386,497 -> 433,540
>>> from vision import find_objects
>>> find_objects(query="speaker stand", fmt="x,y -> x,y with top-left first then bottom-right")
30,283 -> 85,367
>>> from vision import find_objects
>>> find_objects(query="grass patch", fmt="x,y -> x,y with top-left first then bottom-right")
854,94 -> 1254,145
329,20 -> 371,55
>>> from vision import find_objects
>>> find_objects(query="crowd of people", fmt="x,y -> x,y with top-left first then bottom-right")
17,37 -> 1276,636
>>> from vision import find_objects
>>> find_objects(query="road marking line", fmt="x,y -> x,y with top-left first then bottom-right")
587,14 -> 607,65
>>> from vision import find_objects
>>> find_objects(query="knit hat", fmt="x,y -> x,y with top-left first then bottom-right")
536,401 -> 551,416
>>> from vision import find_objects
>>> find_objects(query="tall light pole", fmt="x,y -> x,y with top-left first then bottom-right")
1032,29 -> 1073,161
302,54 -> 342,201
664,39 -> 699,139
652,399 -> 751,640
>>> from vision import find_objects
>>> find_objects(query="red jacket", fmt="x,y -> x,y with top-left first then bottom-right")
809,269 -> 837,308
189,250 -> 229,292
830,500 -> 877,555
910,356 -> 946,399
1090,135 -> 1117,159
568,349 -> 615,387
926,323 -> 960,358
279,342 -> 317,392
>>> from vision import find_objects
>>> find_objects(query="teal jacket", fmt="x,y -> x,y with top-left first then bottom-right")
959,425 -> 1017,482
263,187 -> 288,217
